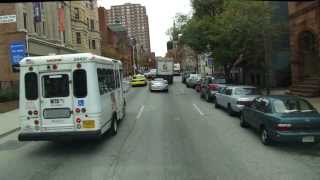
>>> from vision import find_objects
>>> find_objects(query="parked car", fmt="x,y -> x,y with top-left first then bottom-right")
130,74 -> 147,87
149,78 -> 169,92
241,95 -> 320,145
215,85 -> 261,115
182,72 -> 192,84
186,74 -> 201,88
200,77 -> 227,102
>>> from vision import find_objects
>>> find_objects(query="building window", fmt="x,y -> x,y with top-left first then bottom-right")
90,1 -> 94,9
90,19 -> 94,31
85,17 -> 88,27
74,8 -> 79,19
42,21 -> 46,35
76,32 -> 81,44
92,40 -> 96,49
33,19 -> 37,33
63,31 -> 66,43
23,13 -> 27,29
88,39 -> 91,49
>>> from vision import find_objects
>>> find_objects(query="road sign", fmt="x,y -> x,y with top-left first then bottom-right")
10,41 -> 26,65
0,15 -> 16,24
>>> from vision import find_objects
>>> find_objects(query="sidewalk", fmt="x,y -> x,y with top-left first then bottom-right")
0,109 -> 19,138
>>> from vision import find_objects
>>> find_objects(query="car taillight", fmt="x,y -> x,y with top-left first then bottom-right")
208,84 -> 218,91
276,124 -> 292,131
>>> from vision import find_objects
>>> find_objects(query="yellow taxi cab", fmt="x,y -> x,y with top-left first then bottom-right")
130,74 -> 147,86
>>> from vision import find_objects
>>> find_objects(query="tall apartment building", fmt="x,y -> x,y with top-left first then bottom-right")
107,3 -> 151,54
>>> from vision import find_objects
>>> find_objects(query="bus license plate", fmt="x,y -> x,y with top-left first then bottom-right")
302,136 -> 314,143
83,120 -> 95,128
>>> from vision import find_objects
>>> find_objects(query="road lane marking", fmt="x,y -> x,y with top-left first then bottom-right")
193,103 -> 204,116
136,105 -> 145,119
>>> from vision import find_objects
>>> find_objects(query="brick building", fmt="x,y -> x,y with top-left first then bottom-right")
107,3 -> 151,54
288,1 -> 320,96
98,7 -> 133,76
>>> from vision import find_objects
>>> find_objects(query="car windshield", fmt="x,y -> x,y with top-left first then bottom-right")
234,87 -> 260,95
273,99 -> 316,113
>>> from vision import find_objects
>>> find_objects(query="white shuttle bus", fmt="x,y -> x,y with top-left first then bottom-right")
18,53 -> 126,141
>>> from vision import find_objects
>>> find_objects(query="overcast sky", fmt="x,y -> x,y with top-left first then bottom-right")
97,0 -> 192,57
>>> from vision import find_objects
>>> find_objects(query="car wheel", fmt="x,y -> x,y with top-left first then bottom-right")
240,113 -> 248,128
215,101 -> 220,108
227,104 -> 235,116
110,116 -> 118,136
260,127 -> 272,145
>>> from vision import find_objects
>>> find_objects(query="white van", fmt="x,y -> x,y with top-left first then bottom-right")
18,53 -> 126,141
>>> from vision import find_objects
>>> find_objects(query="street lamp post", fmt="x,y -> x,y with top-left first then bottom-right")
130,38 -> 137,75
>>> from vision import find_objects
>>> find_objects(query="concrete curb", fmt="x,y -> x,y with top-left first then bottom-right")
0,127 -> 20,139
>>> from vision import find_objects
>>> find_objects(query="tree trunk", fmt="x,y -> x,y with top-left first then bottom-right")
224,64 -> 232,84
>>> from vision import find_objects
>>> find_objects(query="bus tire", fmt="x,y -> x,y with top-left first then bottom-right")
110,115 -> 118,136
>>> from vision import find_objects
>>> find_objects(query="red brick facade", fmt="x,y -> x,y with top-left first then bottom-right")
289,1 -> 320,83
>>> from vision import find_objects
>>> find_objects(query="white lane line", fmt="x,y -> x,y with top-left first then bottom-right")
193,103 -> 204,116
136,105 -> 145,119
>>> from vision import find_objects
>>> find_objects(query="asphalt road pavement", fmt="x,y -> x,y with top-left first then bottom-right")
1,77 -> 320,180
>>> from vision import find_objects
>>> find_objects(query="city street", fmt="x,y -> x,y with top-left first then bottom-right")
1,77 -> 320,180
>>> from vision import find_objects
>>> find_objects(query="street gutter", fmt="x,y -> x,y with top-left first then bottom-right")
0,127 -> 20,139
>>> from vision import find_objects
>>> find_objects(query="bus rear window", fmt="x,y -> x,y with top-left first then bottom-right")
73,70 -> 87,98
43,74 -> 69,98
25,72 -> 38,100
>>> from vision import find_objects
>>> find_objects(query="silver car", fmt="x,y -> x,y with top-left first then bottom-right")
186,74 -> 201,88
149,78 -> 169,92
215,85 -> 261,115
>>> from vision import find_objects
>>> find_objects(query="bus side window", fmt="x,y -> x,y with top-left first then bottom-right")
97,68 -> 104,95
25,72 -> 38,100
73,69 -> 87,98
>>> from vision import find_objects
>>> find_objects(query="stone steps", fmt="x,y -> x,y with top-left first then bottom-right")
289,76 -> 320,97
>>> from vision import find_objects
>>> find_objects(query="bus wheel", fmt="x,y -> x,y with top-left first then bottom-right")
110,115 -> 118,136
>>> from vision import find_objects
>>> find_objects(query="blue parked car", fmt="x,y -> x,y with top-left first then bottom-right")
240,95 -> 320,145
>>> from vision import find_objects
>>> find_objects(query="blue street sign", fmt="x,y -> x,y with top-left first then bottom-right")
10,41 -> 26,65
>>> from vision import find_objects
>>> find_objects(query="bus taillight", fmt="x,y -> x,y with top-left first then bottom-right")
33,110 -> 39,115
34,120 -> 39,125
76,63 -> 82,68
28,111 -> 33,115
81,108 -> 86,113
29,66 -> 33,71
76,118 -> 81,123
53,64 -> 58,70
75,108 -> 81,113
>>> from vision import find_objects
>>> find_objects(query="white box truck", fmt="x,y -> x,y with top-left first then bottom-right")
156,58 -> 174,84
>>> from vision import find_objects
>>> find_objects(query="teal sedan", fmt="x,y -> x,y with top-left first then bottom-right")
240,95 -> 320,145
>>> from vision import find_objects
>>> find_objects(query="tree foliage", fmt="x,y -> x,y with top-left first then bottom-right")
168,0 -> 281,81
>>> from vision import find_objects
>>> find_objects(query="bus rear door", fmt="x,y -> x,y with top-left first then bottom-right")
39,72 -> 75,131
